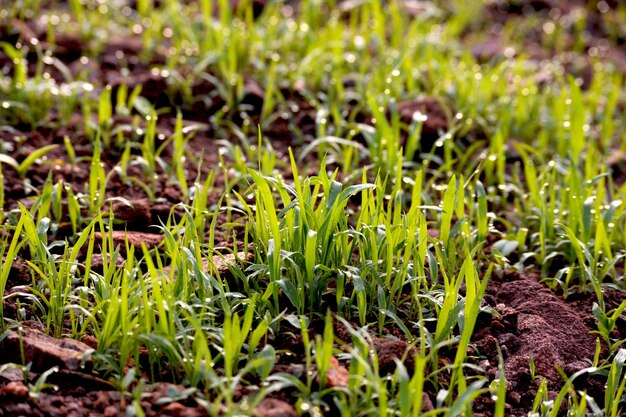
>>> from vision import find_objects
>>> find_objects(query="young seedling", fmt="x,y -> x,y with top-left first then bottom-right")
0,145 -> 58,178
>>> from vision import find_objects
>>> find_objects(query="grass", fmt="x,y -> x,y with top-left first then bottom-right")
1,0 -> 626,415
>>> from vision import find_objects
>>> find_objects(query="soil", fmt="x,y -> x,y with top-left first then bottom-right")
1,0 -> 625,416
471,270 -> 604,416
469,0 -> 626,88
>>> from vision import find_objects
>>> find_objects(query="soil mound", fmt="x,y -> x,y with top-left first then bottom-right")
474,272 -> 598,415
496,276 -> 596,385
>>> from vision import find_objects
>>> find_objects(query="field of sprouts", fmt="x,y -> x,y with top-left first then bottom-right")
1,0 -> 626,416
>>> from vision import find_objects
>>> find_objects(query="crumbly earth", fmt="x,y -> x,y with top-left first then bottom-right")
471,271 -> 606,416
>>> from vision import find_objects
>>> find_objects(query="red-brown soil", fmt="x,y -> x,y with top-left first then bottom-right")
471,271 -> 603,416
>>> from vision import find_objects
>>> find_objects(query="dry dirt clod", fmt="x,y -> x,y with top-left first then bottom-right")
371,337 -> 418,375
205,251 -> 255,274
103,405 -> 119,417
94,231 -> 164,250
323,356 -> 350,388
507,390 -> 522,405
253,398 -> 297,417
240,77 -> 266,114
1,328 -> 93,372
608,151 -> 626,186
163,251 -> 254,279
0,367 -> 23,384
108,198 -> 153,230
49,369 -> 113,392
421,393 -> 435,411
471,36 -> 505,62
80,335 -> 99,350
162,402 -> 187,416
90,252 -> 126,272
0,381 -> 29,399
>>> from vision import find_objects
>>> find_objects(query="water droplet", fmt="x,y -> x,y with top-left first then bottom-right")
413,111 -> 428,123
543,21 -> 556,35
